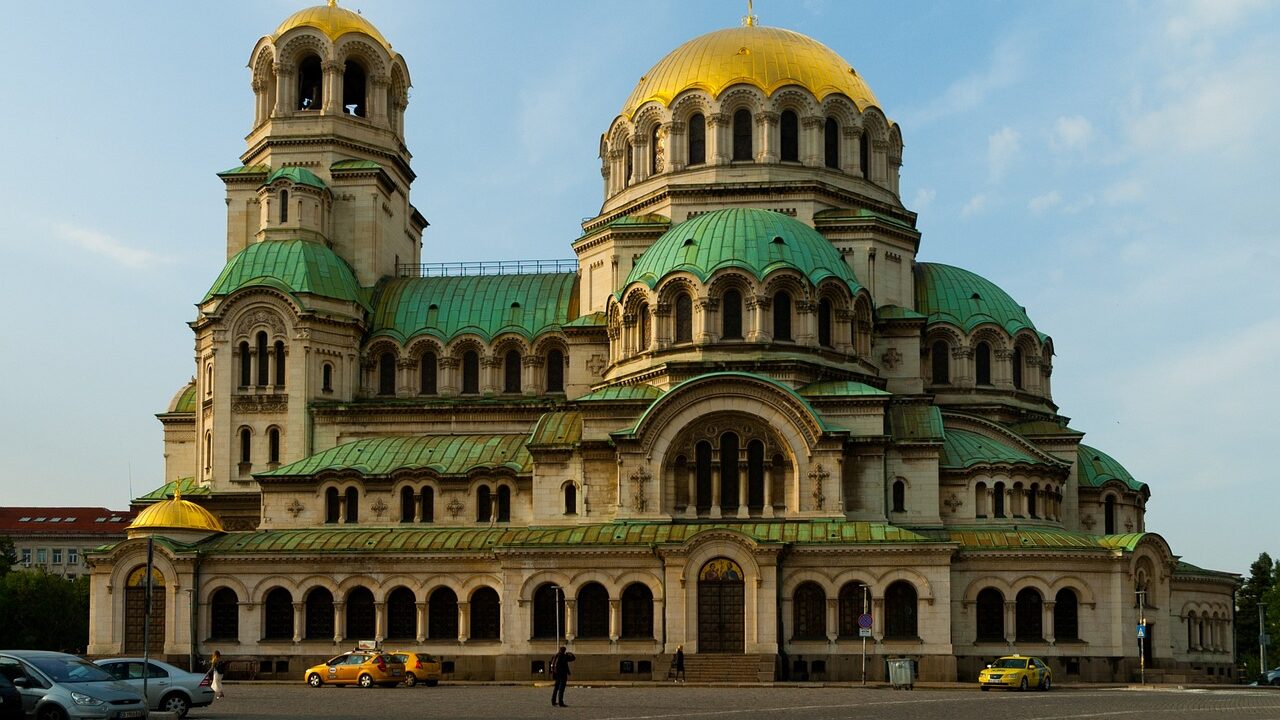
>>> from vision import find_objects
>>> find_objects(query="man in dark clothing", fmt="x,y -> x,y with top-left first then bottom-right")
550,645 -> 575,707
673,645 -> 685,682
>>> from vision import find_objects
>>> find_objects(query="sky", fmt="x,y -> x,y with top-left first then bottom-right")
0,1 -> 1276,575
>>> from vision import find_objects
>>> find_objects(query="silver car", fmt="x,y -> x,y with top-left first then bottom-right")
96,659 -> 213,718
0,650 -> 148,720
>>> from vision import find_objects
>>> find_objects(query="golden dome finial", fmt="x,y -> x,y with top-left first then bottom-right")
172,478 -> 182,502
328,0 -> 337,7
742,0 -> 758,27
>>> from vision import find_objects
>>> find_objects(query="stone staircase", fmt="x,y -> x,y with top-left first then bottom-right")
676,654 -> 774,683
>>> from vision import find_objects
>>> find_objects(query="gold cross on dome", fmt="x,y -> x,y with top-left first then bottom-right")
742,0 -> 758,27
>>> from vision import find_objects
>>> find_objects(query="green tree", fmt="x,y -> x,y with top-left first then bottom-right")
1237,552 -> 1277,677
1265,562 -> 1280,672
0,535 -> 15,577
0,570 -> 90,651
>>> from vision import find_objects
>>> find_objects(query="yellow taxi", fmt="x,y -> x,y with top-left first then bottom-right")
978,655 -> 1052,691
387,651 -> 442,687
305,649 -> 405,688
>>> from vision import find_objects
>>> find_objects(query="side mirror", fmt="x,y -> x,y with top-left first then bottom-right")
12,677 -> 29,688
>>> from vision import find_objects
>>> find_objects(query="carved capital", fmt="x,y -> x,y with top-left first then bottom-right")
754,111 -> 779,126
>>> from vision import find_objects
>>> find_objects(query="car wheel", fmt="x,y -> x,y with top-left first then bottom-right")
36,705 -> 68,720
1041,675 -> 1051,691
358,673 -> 374,688
161,692 -> 191,718
404,672 -> 417,687
980,686 -> 989,692
308,672 -> 324,688
1019,677 -> 1028,691
1271,677 -> 1280,687
425,679 -> 439,687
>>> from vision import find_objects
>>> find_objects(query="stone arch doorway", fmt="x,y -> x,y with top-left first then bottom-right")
697,558 -> 745,653
124,566 -> 166,654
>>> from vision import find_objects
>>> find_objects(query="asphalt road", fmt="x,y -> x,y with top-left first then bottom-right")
180,684 -> 1280,720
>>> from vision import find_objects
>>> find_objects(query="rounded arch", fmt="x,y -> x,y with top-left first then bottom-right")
249,577 -> 299,604
421,575 -> 466,600
608,570 -> 665,601
669,91 -> 712,125
874,568 -> 934,602
406,336 -> 444,362
333,36 -> 388,79
1049,576 -> 1097,607
769,87 -> 820,118
822,96 -> 859,128
631,104 -> 668,139
654,273 -> 701,307
365,338 -> 402,363
517,570 -> 574,604
678,531 -> 761,589
961,576 -> 1013,605
201,576 -> 250,605
714,84 -> 767,116
298,576 -> 342,600
781,568 -> 837,597
274,31 -> 332,71
458,574 -> 504,600
1009,576 -> 1053,598
760,269 -> 809,299
970,325 -> 1010,353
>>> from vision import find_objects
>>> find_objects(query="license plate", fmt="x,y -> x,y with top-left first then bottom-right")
118,712 -> 144,719
393,669 -> 402,675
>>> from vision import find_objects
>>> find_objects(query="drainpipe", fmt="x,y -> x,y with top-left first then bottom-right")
189,551 -> 202,672
775,545 -> 788,681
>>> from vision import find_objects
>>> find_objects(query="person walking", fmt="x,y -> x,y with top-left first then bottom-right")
209,650 -> 226,699
550,645 -> 575,707
673,645 -> 685,682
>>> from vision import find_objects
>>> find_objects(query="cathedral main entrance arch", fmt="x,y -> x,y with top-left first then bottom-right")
697,558 -> 744,653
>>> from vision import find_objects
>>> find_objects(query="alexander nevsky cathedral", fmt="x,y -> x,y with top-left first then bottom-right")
87,2 -> 1238,683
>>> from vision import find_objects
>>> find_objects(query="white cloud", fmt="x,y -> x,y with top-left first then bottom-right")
1051,115 -> 1093,153
1103,178 -> 1144,206
1028,191 -> 1062,214
1165,0 -> 1268,42
908,36 -> 1026,124
912,188 -> 936,211
987,127 -> 1021,181
960,193 -> 988,218
55,223 -> 162,269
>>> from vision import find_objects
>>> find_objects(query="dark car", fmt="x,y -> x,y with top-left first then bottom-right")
0,673 -> 22,720
0,650 -> 147,719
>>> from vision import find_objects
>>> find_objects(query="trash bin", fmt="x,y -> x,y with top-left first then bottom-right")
887,658 -> 914,690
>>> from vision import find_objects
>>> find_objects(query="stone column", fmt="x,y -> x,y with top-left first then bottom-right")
333,601 -> 346,643
374,601 -> 387,642
710,463 -> 722,519
609,599 -> 621,642
369,75 -> 389,124
522,355 -> 543,396
274,64 -> 292,116
1004,602 -> 1016,644
755,111 -> 778,163
708,113 -> 730,165
696,296 -> 717,345
668,121 -> 686,172
801,116 -> 824,167
826,597 -> 839,643
685,465 -> 698,519
1043,601 -> 1056,644
321,61 -> 341,115
747,295 -> 770,342
654,597 -> 666,644
397,358 -> 414,397
795,300 -> 817,345
292,602 -> 304,643
632,136 -> 649,183
737,449 -> 749,518
457,601 -> 471,643
239,601 -> 258,646
762,460 -> 774,518
338,496 -> 348,524
871,596 -> 885,641
481,356 -> 500,396
415,602 -> 427,642
564,599 -> 577,642
439,357 -> 459,396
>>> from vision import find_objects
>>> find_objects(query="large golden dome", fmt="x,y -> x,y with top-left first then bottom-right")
128,488 -> 224,534
274,1 -> 391,51
620,25 -> 879,119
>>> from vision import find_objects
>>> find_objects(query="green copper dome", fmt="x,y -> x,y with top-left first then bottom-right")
203,239 -> 364,307
265,166 -> 328,190
1077,443 -> 1148,493
622,208 -> 862,293
914,263 -> 1039,337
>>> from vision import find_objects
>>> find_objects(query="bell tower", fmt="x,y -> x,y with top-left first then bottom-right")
221,1 -> 427,286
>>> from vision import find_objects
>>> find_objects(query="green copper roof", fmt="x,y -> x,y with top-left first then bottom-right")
1174,560 -> 1238,580
624,372 -> 831,436
135,477 -> 210,504
563,312 -> 606,328
915,263 -> 1039,337
814,207 -> 917,231
266,166 -> 327,190
528,412 -> 583,447
1077,444 -> 1147,492
369,273 -> 577,344
940,428 -> 1044,469
875,305 -> 926,321
330,159 -> 382,171
259,435 -> 532,479
203,239 -> 365,307
195,521 -> 938,555
169,382 -> 197,413
609,213 -> 671,228
1007,419 -> 1084,437
939,527 -> 1138,551
217,164 -> 269,178
799,380 -> 890,398
576,384 -> 664,402
887,405 -> 944,442
623,209 -> 862,293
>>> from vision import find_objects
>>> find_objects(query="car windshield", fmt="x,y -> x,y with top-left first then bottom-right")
992,658 -> 1029,669
28,656 -> 115,683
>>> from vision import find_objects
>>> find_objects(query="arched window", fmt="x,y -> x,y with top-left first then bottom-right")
1012,347 -> 1024,389
1187,611 -> 1197,649
279,189 -> 289,223
461,350 -> 480,394
825,117 -> 840,169
859,130 -> 870,179
325,488 -> 340,524
621,583 -> 654,639
892,480 -> 906,512
976,342 -> 992,386
210,588 -> 239,641
637,302 -> 650,351
1016,588 -> 1043,641
1028,484 -> 1039,518
476,485 -> 492,523
563,483 -> 576,515
546,349 -> 565,393
304,588 -> 334,640
838,582 -> 869,637
532,583 -> 565,639
780,110 -> 799,162
793,582 -> 826,640
722,289 -> 743,339
993,482 -> 1006,518
342,60 -> 366,116
577,583 -> 609,638
386,587 -> 416,640
931,340 -> 950,384
420,352 -> 438,395
322,362 -> 333,393
239,427 -> 251,465
732,108 -> 753,161
378,352 -> 396,396
204,431 -> 212,472
263,588 -> 293,640
747,440 -> 765,513
1104,496 -> 1116,534
428,587 -> 458,640
773,291 -> 792,341
344,487 -> 358,523
650,124 -> 662,176
297,55 -> 322,110
721,432 -> 740,515
346,587 -> 375,640
817,298 -> 833,347
884,581 -> 918,639
695,441 -> 713,515
421,487 -> 434,523
256,332 -> 270,386
400,486 -> 416,523
503,349 -> 522,393
1055,588 -> 1079,641
976,588 -> 1004,641
975,481 -> 989,517
674,293 -> 693,343
496,485 -> 511,522
470,587 -> 501,640
239,341 -> 251,387
688,113 -> 706,166
625,140 -> 634,187
268,427 -> 280,464
274,341 -> 286,386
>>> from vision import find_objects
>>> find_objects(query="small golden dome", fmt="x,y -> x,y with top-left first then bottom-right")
274,1 -> 391,51
128,487 -> 224,534
621,25 -> 879,119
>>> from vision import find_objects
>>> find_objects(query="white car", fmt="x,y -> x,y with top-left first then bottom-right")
96,658 -> 214,718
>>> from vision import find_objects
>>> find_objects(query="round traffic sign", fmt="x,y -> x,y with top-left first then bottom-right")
858,613 -> 873,629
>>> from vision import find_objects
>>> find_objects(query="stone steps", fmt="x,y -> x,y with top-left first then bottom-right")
675,654 -> 774,683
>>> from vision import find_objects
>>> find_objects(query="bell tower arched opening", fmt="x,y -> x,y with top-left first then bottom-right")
297,55 -> 323,111
342,60 -> 367,116
669,413 -> 791,519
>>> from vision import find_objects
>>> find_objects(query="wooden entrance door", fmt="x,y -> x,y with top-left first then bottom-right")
123,566 -> 166,654
697,558 -> 745,653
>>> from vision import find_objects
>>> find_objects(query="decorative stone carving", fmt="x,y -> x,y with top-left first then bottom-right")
233,309 -> 286,339
371,498 -> 388,519
630,466 -> 650,512
586,354 -> 607,377
286,499 -> 305,518
446,497 -> 465,519
1082,514 -> 1096,530
881,347 -> 903,370
653,124 -> 667,173
809,464 -> 829,510
944,494 -> 963,513
231,394 -> 288,413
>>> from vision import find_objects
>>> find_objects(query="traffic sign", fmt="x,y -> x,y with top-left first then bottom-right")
1136,624 -> 1147,639
859,628 -> 872,637
858,613 -> 873,629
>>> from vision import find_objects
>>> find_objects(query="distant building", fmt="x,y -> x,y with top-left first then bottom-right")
1,508 -> 134,579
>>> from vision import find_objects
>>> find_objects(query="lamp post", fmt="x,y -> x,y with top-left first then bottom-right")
1136,589 -> 1147,685
1260,601 -> 1268,682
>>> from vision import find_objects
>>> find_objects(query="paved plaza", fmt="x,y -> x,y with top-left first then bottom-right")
182,684 -> 1280,720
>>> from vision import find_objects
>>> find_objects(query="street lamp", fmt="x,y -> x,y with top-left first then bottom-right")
1136,589 -> 1147,685
1260,601 -> 1268,682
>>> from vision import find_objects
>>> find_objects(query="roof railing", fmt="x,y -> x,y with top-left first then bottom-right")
397,259 -> 579,277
